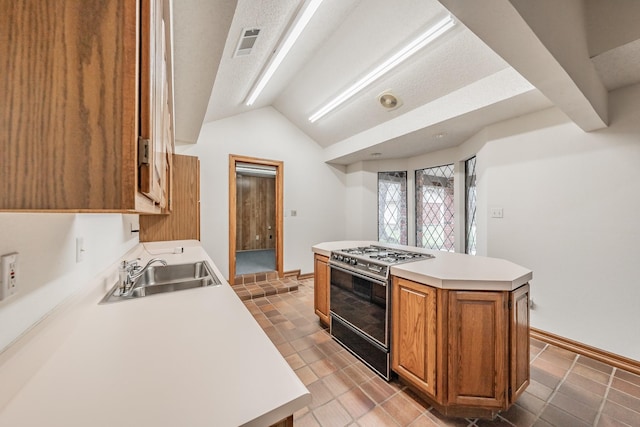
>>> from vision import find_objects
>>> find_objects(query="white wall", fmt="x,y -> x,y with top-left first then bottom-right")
0,213 -> 138,352
181,107 -> 347,279
477,84 -> 640,360
342,83 -> 640,360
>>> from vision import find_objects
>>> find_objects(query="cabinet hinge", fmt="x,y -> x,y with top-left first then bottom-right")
138,137 -> 150,166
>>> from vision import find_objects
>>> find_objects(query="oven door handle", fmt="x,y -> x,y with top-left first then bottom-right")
329,263 -> 387,286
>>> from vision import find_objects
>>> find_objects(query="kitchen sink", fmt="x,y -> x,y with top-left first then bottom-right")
100,261 -> 222,304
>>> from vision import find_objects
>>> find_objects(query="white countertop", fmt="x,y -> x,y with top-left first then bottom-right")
0,240 -> 310,427
312,241 -> 532,291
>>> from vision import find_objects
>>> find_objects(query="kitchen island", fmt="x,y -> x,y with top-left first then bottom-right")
0,240 -> 310,427
313,241 -> 532,419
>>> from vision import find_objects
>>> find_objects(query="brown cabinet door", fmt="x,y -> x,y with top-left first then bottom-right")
392,277 -> 438,398
139,0 -> 173,209
314,255 -> 330,325
139,155 -> 200,242
510,284 -> 530,404
448,291 -> 508,409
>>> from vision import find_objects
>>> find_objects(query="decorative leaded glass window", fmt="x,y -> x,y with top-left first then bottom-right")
378,171 -> 408,245
465,156 -> 477,255
415,164 -> 455,251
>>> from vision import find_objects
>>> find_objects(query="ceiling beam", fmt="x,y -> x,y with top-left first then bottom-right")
438,0 -> 608,131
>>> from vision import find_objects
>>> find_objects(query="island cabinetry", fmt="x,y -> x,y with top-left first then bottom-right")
313,254 -> 330,326
0,0 -> 173,212
391,277 -> 439,399
391,276 -> 530,418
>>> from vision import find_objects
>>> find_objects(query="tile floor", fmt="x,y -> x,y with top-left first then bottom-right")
239,278 -> 640,426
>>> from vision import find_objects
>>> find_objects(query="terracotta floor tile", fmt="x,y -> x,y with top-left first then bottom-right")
322,369 -> 357,397
539,404 -> 591,427
524,379 -> 554,402
310,358 -> 339,378
611,377 -> 640,399
360,376 -> 398,404
240,279 -> 640,427
338,386 -> 376,419
516,391 -> 546,416
607,388 -> 640,413
576,355 -> 615,375
550,391 -> 599,424
307,380 -> 334,409
499,403 -> 537,427
295,412 -> 321,427
571,363 -> 613,386
615,369 -> 640,387
556,380 -> 606,407
286,352 -> 306,370
407,414 -> 440,427
296,365 -> 319,386
601,400 -> 640,426
356,406 -> 398,427
380,393 -> 425,426
313,400 -> 353,427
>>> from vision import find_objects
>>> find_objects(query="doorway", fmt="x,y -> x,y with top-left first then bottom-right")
229,155 -> 283,282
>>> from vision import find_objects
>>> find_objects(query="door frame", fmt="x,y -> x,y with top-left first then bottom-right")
229,154 -> 284,282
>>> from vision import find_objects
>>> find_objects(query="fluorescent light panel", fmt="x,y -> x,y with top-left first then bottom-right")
308,15 -> 455,123
245,0 -> 324,106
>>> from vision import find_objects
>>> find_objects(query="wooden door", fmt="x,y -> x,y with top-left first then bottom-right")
510,284 -> 530,403
392,277 -> 438,398
448,291 -> 507,409
314,254 -> 330,325
236,174 -> 276,251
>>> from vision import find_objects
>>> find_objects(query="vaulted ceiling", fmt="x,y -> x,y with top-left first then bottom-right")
172,0 -> 640,165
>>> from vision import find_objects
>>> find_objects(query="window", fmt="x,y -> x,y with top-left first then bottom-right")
378,171 -> 407,245
415,164 -> 454,251
465,157 -> 477,255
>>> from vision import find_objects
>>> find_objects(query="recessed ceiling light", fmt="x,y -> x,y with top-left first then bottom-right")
308,15 -> 455,123
378,91 -> 402,110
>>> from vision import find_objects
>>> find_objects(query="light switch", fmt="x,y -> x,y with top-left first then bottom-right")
490,207 -> 504,218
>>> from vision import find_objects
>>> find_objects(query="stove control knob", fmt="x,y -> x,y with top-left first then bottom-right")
343,256 -> 350,264
350,258 -> 357,265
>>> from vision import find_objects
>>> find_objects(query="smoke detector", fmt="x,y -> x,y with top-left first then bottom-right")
377,91 -> 402,111
234,28 -> 261,57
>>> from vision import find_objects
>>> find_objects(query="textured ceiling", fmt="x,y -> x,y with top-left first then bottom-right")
178,0 -> 640,165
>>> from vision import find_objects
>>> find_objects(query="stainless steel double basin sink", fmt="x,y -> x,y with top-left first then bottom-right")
101,261 -> 222,304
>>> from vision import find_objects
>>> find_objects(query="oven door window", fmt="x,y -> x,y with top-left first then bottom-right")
330,268 -> 387,346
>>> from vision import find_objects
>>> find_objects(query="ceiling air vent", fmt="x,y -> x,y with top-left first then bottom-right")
234,28 -> 261,57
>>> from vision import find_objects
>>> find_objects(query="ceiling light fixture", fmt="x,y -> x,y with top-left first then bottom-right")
308,15 -> 455,123
245,0 -> 324,106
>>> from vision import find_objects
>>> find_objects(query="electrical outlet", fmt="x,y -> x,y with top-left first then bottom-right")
0,252 -> 19,300
291,210 -> 297,217
255,234 -> 260,241
490,207 -> 504,218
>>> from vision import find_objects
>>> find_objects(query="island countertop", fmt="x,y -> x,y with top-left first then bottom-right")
0,240 -> 310,427
312,240 -> 532,291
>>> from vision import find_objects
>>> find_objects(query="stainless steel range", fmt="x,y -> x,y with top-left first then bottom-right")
329,245 -> 434,379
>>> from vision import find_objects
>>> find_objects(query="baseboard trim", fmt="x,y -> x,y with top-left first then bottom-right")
283,270 -> 301,278
531,328 -> 640,376
297,272 -> 314,280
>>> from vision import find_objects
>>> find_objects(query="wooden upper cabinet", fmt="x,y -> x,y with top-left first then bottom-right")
139,0 -> 174,210
0,0 -> 173,212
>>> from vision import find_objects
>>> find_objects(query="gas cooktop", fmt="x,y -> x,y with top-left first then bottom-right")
329,245 -> 434,281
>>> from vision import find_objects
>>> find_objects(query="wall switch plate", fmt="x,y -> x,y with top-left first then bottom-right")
490,207 -> 504,218
0,252 -> 19,300
290,210 -> 297,217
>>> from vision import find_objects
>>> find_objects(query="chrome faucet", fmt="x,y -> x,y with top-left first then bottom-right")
118,258 -> 167,296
